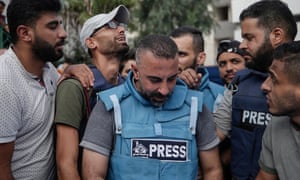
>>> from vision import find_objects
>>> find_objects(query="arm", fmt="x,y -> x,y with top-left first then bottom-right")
216,127 -> 226,141
59,64 -> 95,89
80,101 -> 114,179
56,125 -> 80,180
0,142 -> 15,180
255,170 -> 278,180
54,79 -> 85,180
82,149 -> 109,180
213,89 -> 233,141
199,147 -> 223,180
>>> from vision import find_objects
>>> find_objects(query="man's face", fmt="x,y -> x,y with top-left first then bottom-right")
217,52 -> 246,84
240,18 -> 274,71
133,50 -> 178,107
32,12 -> 67,62
261,60 -> 300,116
90,20 -> 129,55
171,35 -> 197,72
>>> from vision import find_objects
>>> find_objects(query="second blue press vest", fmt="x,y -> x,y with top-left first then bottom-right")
230,69 -> 271,180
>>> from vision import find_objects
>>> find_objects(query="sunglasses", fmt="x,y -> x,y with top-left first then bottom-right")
218,40 -> 239,54
91,21 -> 128,37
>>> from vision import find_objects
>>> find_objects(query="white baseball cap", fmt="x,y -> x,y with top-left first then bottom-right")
80,5 -> 129,53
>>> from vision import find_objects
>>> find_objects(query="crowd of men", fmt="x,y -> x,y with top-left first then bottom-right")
0,0 -> 299,180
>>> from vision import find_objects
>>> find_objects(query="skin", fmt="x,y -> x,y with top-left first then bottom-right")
217,17 -> 286,141
56,20 -> 128,180
82,49 -> 223,179
239,18 -> 284,72
132,50 -> 178,107
120,59 -> 136,78
171,34 -> 205,89
85,20 -> 128,85
0,12 -> 68,180
257,59 -> 300,180
261,60 -> 300,118
217,52 -> 246,84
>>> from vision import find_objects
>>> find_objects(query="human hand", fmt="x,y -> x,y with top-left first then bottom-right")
58,64 -> 94,89
178,68 -> 202,89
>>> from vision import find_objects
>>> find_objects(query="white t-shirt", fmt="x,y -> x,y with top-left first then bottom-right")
0,48 -> 59,179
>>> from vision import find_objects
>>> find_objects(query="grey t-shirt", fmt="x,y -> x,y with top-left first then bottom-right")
213,89 -> 233,137
0,48 -> 58,180
259,116 -> 300,180
80,100 -> 220,157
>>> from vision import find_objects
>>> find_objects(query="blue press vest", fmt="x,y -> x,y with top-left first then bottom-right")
197,68 -> 225,112
231,69 -> 271,180
98,73 -> 203,180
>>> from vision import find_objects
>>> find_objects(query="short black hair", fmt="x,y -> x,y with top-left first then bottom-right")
240,0 -> 297,41
273,41 -> 300,84
7,0 -> 62,44
170,26 -> 204,53
136,34 -> 178,64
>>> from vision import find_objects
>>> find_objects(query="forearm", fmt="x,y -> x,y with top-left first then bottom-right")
0,142 -> 15,180
203,166 -> 223,180
82,149 -> 108,180
57,161 -> 80,180
200,147 -> 223,180
56,125 -> 81,180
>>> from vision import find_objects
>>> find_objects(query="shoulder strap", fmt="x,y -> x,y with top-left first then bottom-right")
189,96 -> 198,135
84,88 -> 91,117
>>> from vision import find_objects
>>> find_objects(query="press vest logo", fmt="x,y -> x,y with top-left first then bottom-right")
131,139 -> 188,161
242,110 -> 272,125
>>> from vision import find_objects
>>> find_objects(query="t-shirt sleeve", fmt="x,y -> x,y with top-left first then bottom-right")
197,105 -> 220,150
0,81 -> 21,143
259,121 -> 277,174
54,79 -> 85,129
213,89 -> 233,137
80,100 -> 114,157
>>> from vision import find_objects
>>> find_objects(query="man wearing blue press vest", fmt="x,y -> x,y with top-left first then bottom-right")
80,34 -> 223,179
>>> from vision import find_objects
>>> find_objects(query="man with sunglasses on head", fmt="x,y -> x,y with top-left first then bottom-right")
216,40 -> 248,86
54,5 -> 129,180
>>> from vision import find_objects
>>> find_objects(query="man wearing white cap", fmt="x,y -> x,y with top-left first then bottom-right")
54,5 -> 129,180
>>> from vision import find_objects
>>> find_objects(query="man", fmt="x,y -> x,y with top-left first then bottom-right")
216,40 -> 247,86
80,34 -> 223,179
170,26 -> 224,112
214,1 -> 297,179
54,5 -> 129,180
257,41 -> 300,180
0,0 -> 93,179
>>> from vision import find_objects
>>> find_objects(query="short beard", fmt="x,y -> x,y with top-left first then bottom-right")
32,34 -> 64,63
246,38 -> 274,73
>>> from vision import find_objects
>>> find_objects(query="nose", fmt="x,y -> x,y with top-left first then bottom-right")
261,76 -> 271,92
58,25 -> 67,39
239,39 -> 247,50
226,63 -> 233,72
158,82 -> 170,96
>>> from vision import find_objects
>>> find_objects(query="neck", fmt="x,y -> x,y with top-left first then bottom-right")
13,44 -> 46,78
93,54 -> 121,85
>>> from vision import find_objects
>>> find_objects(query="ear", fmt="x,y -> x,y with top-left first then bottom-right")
131,63 -> 139,80
270,28 -> 284,48
16,25 -> 32,42
196,52 -> 206,66
85,37 -> 97,50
